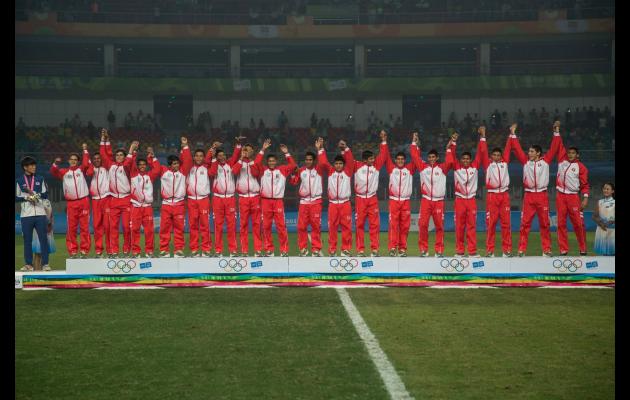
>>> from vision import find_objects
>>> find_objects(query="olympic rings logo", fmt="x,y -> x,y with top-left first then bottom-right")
219,258 -> 248,272
106,259 -> 137,273
329,258 -> 359,272
440,258 -> 470,272
552,259 -> 583,273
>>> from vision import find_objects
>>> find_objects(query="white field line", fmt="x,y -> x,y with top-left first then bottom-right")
336,288 -> 413,400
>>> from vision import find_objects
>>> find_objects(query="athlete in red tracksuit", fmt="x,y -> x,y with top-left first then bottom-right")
254,139 -> 297,256
410,131 -> 454,257
51,152 -> 91,257
186,144 -> 216,256
289,145 -> 326,256
129,146 -> 161,257
209,143 -> 242,256
232,144 -> 263,256
342,130 -> 388,256
158,137 -> 193,257
554,131 -> 589,255
508,123 -> 561,256
100,130 -> 134,256
478,126 -> 514,257
82,140 -> 111,257
446,132 -> 486,257
383,137 -> 417,257
315,138 -> 354,256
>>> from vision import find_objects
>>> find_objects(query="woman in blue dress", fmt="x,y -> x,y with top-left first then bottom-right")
593,182 -> 614,256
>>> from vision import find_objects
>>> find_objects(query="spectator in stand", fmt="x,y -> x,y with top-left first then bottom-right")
258,118 -> 265,130
71,113 -> 82,131
395,116 -> 403,128
124,112 -> 134,130
448,112 -> 458,127
17,117 -> 26,131
553,108 -> 561,123
463,113 -> 473,132
565,107 -> 572,128
516,109 -> 525,127
310,112 -> 317,129
540,107 -> 550,126
249,118 -> 256,130
529,108 -> 538,127
278,111 -> 288,129
367,110 -> 377,130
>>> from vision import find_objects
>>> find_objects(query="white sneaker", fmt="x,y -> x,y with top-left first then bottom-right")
42,265 -> 51,271
20,265 -> 34,271
174,251 -> 185,258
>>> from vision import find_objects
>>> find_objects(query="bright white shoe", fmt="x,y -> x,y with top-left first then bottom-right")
20,265 -> 34,271
42,265 -> 51,271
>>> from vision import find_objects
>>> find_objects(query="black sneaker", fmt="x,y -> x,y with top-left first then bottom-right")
579,252 -> 588,256
559,252 -> 568,256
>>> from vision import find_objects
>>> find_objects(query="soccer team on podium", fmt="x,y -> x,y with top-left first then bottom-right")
47,121 -> 590,259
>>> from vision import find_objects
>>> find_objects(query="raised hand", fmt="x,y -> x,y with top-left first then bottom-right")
279,144 -> 289,154
235,136 -> 246,144
146,146 -> 154,157
262,138 -> 272,151
54,157 -> 62,164
129,141 -> 139,152
477,126 -> 486,138
82,143 -> 88,151
509,123 -> 517,136
553,120 -> 561,133
412,131 -> 419,144
100,128 -> 109,141
181,137 -> 188,146
338,140 -> 347,150
315,137 -> 323,150
379,130 -> 387,142
451,132 -> 459,142
211,141 -> 222,149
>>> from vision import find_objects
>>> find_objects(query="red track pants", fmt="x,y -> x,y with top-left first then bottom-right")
454,197 -> 477,254
91,196 -> 111,255
213,196 -> 237,254
388,199 -> 411,252
418,198 -> 445,253
328,202 -> 353,254
355,196 -> 380,252
188,197 -> 212,252
66,197 -> 91,255
130,206 -> 154,254
238,196 -> 262,254
518,191 -> 551,253
160,202 -> 186,252
485,192 -> 512,254
556,192 -> 587,253
108,196 -> 131,254
261,198 -> 289,253
297,202 -> 323,252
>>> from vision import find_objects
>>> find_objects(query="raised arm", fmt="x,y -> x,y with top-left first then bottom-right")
478,126 -> 490,169
123,141 -> 138,172
179,137 -> 193,175
50,157 -> 66,180
375,130 -> 391,171
410,131 -> 426,171
543,121 -> 562,164
279,143 -> 297,177
99,128 -> 113,168
340,140 -> 357,173
147,148 -> 161,181
82,144 -> 95,176
508,123 -> 527,165
227,139 -> 243,166
315,138 -> 332,174
254,138 -> 270,171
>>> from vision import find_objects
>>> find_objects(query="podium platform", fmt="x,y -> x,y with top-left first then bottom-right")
15,256 -> 614,289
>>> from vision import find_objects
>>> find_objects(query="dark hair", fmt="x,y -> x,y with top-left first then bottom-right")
602,182 -> 615,198
395,152 -> 406,159
333,155 -> 345,164
568,146 -> 579,155
530,145 -> 542,154
491,147 -> 502,154
194,148 -> 205,156
305,151 -> 316,159
68,152 -> 80,160
167,155 -> 180,165
266,153 -> 277,160
461,152 -> 472,158
243,143 -> 254,148
428,149 -> 439,157
136,158 -> 148,165
362,150 -> 374,160
21,156 -> 36,168
115,148 -> 127,156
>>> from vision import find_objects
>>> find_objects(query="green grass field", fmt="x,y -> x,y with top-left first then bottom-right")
15,288 -> 614,399
15,231 -> 595,270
